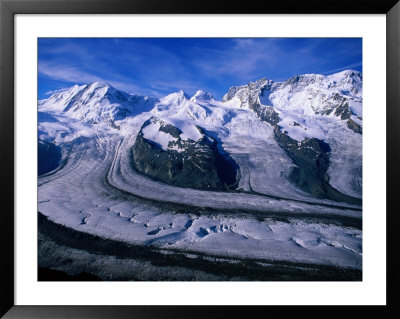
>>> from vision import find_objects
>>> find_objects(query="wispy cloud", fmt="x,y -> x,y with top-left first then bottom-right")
321,61 -> 363,75
44,87 -> 69,96
38,61 -> 157,96
190,39 -> 280,81
39,62 -> 101,83
38,38 -> 362,99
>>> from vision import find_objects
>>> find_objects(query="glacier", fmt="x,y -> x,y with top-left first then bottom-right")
38,70 -> 363,279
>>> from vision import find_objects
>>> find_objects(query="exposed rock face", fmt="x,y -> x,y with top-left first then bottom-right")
223,78 -> 281,126
249,100 -> 280,126
132,118 -> 239,191
333,99 -> 351,120
38,139 -> 62,175
223,78 -> 273,106
223,71 -> 363,133
347,118 -> 362,134
273,127 -> 361,205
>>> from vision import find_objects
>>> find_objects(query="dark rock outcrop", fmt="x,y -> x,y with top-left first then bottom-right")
38,139 -> 62,175
248,98 -> 280,126
131,119 -> 239,191
334,100 -> 352,120
347,118 -> 362,134
273,127 -> 361,205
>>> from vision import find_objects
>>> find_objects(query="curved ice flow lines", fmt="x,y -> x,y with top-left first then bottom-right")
38,133 -> 362,270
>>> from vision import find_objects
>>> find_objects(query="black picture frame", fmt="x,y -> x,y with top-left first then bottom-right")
1,0 -> 399,318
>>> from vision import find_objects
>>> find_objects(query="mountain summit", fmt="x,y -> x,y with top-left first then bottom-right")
39,82 -> 158,123
190,90 -> 213,102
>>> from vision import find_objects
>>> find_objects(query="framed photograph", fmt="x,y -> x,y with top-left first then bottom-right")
1,0 -> 399,317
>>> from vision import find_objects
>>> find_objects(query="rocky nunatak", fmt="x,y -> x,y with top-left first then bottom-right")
132,117 -> 239,191
273,126 -> 360,205
38,139 -> 62,176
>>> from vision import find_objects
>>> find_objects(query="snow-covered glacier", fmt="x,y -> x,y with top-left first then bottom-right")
38,71 -> 363,279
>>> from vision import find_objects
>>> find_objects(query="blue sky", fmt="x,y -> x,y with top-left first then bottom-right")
38,38 -> 362,100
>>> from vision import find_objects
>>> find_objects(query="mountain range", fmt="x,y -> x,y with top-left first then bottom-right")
38,70 -> 362,204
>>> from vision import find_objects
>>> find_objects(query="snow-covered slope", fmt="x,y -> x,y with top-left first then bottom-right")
39,82 -> 158,123
139,116 -> 205,151
222,70 -> 362,199
223,70 -> 362,138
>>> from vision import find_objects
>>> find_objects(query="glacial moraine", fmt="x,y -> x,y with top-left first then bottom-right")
38,212 -> 361,281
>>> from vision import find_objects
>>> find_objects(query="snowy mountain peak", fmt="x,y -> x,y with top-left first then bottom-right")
38,82 -> 157,123
176,90 -> 190,99
248,77 -> 270,89
280,70 -> 362,95
88,81 -> 112,89
222,77 -> 274,105
325,70 -> 362,95
334,69 -> 361,78
284,73 -> 323,86
140,116 -> 203,151
159,90 -> 190,106
85,81 -> 123,97
223,69 -> 362,112
71,84 -> 84,91
190,90 -> 213,102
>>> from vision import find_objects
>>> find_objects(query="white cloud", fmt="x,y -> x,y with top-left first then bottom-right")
38,62 -> 159,97
322,62 -> 363,75
39,62 -> 101,83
